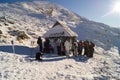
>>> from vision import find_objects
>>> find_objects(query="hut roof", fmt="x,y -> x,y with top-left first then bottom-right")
43,21 -> 78,38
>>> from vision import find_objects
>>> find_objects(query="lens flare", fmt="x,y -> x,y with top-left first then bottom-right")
112,2 -> 120,14
102,0 -> 120,17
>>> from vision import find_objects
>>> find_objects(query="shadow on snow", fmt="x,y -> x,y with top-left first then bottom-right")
0,45 -> 38,57
0,45 -> 90,63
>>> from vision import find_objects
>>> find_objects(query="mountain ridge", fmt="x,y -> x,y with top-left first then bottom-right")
0,1 -> 120,52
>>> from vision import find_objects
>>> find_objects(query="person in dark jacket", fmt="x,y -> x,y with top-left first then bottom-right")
56,39 -> 62,56
44,38 -> 50,53
83,40 -> 89,56
35,52 -> 42,60
78,40 -> 83,55
87,41 -> 95,58
37,36 -> 43,52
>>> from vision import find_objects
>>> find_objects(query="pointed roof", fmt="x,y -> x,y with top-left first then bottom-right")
52,21 -> 61,27
43,21 -> 78,38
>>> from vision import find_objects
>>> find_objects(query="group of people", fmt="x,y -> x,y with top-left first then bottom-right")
62,39 -> 95,58
76,40 -> 95,58
36,36 -> 95,60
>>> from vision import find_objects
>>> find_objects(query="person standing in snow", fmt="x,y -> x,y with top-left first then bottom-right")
61,38 -> 66,55
37,36 -> 43,52
49,39 -> 55,53
64,39 -> 71,57
87,41 -> 95,58
71,42 -> 76,56
71,40 -> 78,56
44,38 -> 50,53
53,39 -> 58,54
56,38 -> 62,56
77,40 -> 83,55
35,52 -> 42,60
83,40 -> 89,56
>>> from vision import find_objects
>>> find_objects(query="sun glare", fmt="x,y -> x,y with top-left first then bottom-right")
102,0 -> 120,17
112,2 -> 120,14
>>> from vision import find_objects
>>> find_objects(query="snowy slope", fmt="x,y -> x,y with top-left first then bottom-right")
71,17 -> 120,51
0,46 -> 120,80
0,1 -> 80,46
0,1 -> 120,50
0,1 -> 120,51
0,1 -> 120,80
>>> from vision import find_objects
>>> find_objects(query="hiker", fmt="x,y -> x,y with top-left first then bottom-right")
64,39 -> 71,57
49,39 -> 55,53
77,40 -> 83,55
56,38 -> 62,56
61,38 -> 66,56
37,36 -> 43,52
35,52 -> 42,60
44,38 -> 50,53
74,40 -> 78,56
71,42 -> 75,56
70,41 -> 77,56
53,39 -> 58,54
87,41 -> 95,58
49,44 -> 54,53
83,40 -> 89,56
61,45 -> 66,56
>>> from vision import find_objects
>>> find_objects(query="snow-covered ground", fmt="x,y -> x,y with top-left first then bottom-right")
0,46 -> 120,80
0,1 -> 120,80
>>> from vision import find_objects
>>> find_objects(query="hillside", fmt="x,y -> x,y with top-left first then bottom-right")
0,1 -> 120,52
0,1 -> 120,80
0,1 -> 120,50
0,1 -> 80,45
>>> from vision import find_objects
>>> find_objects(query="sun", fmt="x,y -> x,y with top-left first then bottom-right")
112,2 -> 120,14
102,0 -> 120,17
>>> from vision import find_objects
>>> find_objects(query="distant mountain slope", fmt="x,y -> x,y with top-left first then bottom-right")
0,1 -> 120,51
71,17 -> 120,50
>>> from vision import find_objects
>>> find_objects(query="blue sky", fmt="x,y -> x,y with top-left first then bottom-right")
48,0 -> 120,28
0,0 -> 120,27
